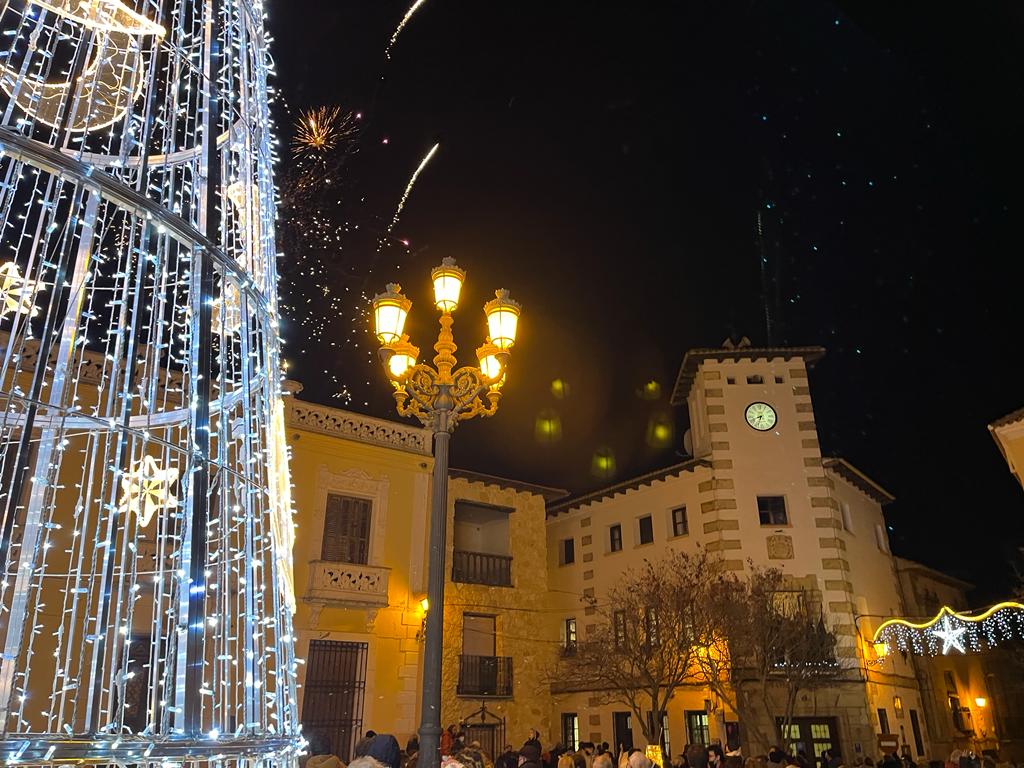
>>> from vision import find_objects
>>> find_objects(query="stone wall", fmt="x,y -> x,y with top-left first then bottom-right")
441,477 -> 559,749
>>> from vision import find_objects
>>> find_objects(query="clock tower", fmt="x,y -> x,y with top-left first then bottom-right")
669,342 -> 862,656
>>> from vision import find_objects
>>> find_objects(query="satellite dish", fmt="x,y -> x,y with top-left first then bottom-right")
683,429 -> 693,456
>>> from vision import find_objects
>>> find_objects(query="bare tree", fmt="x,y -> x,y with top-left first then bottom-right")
697,566 -> 845,752
555,549 -> 732,749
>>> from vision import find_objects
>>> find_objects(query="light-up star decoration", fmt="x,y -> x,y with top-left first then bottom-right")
118,456 -> 179,528
873,601 -> 1024,657
929,615 -> 967,655
0,262 -> 42,319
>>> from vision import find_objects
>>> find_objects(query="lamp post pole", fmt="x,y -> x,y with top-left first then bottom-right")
418,408 -> 451,768
370,259 -> 521,768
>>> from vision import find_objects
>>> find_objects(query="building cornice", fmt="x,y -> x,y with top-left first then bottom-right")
450,467 -> 568,502
670,345 -> 826,405
547,457 -> 711,518
284,396 -> 432,456
823,457 -> 895,505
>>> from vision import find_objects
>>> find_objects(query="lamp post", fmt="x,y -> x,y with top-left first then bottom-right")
372,258 -> 521,768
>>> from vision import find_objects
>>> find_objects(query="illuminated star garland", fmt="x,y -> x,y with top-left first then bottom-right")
873,602 -> 1024,657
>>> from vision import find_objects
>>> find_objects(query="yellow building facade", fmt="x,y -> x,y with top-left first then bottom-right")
285,385 -> 433,759
284,386 -> 563,760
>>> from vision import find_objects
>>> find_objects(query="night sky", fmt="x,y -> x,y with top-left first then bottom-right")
268,1 -> 1024,599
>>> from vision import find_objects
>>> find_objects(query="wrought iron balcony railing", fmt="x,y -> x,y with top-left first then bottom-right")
305,560 -> 390,608
452,550 -> 512,587
457,655 -> 513,697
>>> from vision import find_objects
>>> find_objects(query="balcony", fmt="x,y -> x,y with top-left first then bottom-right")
452,550 -> 512,587
457,655 -> 513,698
305,560 -> 390,608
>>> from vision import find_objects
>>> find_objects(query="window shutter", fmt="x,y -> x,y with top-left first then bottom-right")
322,494 -> 372,563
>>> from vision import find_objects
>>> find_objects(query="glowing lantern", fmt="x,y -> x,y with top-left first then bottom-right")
431,256 -> 466,312
420,597 -> 430,613
386,336 -> 419,379
477,343 -> 503,381
975,697 -> 987,708
484,288 -> 521,349
372,283 -> 411,344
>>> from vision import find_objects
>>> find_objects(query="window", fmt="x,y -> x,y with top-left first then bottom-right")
875,523 -> 890,553
774,376 -> 784,384
644,607 -> 659,647
322,494 -> 372,564
564,618 -> 577,654
562,713 -> 580,751
909,710 -> 925,757
840,501 -> 853,533
893,696 -> 904,719
747,374 -> 764,384
560,537 -> 575,565
726,377 -> 736,385
949,696 -> 966,732
877,707 -> 890,735
757,496 -> 788,526
685,711 -> 709,746
609,524 -> 623,552
638,515 -> 654,545
671,506 -> 688,537
613,610 -> 627,649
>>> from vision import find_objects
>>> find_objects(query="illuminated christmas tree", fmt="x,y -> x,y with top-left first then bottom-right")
0,0 -> 300,764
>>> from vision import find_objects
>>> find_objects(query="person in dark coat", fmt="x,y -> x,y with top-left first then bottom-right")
367,734 -> 402,768
497,745 -> 518,768
521,743 -> 544,768
354,731 -> 378,758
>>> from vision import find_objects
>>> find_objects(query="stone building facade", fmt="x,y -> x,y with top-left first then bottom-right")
545,345 -> 928,761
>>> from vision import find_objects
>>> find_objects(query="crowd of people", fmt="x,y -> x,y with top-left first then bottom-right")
303,728 -> 1019,768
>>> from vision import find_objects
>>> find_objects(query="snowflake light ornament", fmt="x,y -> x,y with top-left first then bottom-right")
0,262 -> 43,319
119,455 -> 179,528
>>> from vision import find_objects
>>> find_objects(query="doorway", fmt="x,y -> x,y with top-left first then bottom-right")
779,718 -> 839,762
302,640 -> 368,761
614,711 -> 634,754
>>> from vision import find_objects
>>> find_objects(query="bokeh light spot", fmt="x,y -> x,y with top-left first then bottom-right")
638,379 -> 661,400
646,412 -> 674,448
591,446 -> 616,479
551,378 -> 571,400
535,409 -> 562,444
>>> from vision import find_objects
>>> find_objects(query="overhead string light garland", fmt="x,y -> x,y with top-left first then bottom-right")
873,602 -> 1024,657
0,0 -> 300,765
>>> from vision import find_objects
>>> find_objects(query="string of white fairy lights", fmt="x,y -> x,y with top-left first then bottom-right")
0,0 -> 300,763
873,602 -> 1024,658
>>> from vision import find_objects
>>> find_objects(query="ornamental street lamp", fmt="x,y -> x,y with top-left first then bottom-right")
372,258 -> 521,768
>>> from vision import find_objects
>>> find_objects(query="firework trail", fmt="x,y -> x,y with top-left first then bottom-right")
385,0 -> 429,60
292,105 -> 359,159
382,142 -> 440,245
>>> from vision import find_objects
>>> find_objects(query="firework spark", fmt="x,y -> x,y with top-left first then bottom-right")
385,0 -> 429,60
383,142 -> 440,244
292,106 -> 359,159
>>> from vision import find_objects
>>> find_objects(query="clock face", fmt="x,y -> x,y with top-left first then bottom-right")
745,402 -> 777,431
